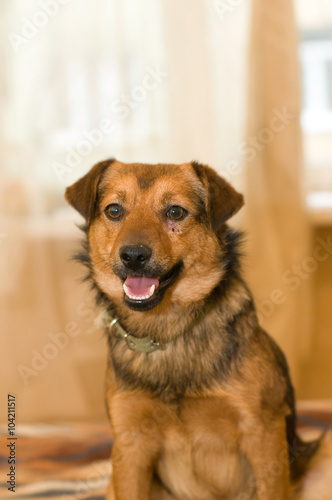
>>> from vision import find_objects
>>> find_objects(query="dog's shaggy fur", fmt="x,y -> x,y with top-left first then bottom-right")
65,159 -> 332,500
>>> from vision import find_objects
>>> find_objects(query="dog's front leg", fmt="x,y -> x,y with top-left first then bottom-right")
242,418 -> 291,500
108,445 -> 153,500
106,435 -> 155,500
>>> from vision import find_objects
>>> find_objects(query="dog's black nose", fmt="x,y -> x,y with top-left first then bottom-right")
119,245 -> 152,271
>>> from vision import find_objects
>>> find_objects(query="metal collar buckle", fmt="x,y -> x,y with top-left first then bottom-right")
110,318 -> 160,354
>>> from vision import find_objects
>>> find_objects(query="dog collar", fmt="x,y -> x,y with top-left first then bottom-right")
98,304 -> 208,354
101,312 -> 161,353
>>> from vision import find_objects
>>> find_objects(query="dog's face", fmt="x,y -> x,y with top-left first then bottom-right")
65,160 -> 243,312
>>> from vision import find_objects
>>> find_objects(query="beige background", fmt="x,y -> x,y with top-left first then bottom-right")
0,0 -> 331,424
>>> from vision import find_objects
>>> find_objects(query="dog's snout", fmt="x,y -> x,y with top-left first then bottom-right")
119,244 -> 152,271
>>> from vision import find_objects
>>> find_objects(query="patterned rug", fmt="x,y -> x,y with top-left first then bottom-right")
0,401 -> 331,500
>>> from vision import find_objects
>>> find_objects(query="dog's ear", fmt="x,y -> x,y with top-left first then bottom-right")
65,159 -> 114,225
192,161 -> 244,231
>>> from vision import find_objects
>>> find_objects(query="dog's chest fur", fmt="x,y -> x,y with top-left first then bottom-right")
157,397 -> 256,500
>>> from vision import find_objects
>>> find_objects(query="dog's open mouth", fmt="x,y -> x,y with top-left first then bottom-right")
123,276 -> 159,301
122,261 -> 183,311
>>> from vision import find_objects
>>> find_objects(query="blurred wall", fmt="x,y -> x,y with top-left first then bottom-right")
0,221 -> 109,424
300,226 -> 332,400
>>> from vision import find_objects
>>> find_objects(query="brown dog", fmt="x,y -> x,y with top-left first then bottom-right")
65,159 -> 332,500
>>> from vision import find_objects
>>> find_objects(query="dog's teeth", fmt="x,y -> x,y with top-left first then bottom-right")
123,283 -> 156,301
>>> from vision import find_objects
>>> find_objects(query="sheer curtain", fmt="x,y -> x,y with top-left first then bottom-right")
1,0 -> 249,194
245,0 -> 312,390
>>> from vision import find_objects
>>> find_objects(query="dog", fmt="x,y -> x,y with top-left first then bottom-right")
65,159 -> 332,500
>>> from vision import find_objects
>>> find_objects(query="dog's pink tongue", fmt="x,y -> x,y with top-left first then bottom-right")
124,277 -> 159,297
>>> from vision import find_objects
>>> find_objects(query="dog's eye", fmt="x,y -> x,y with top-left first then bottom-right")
104,204 -> 123,220
167,206 -> 187,221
